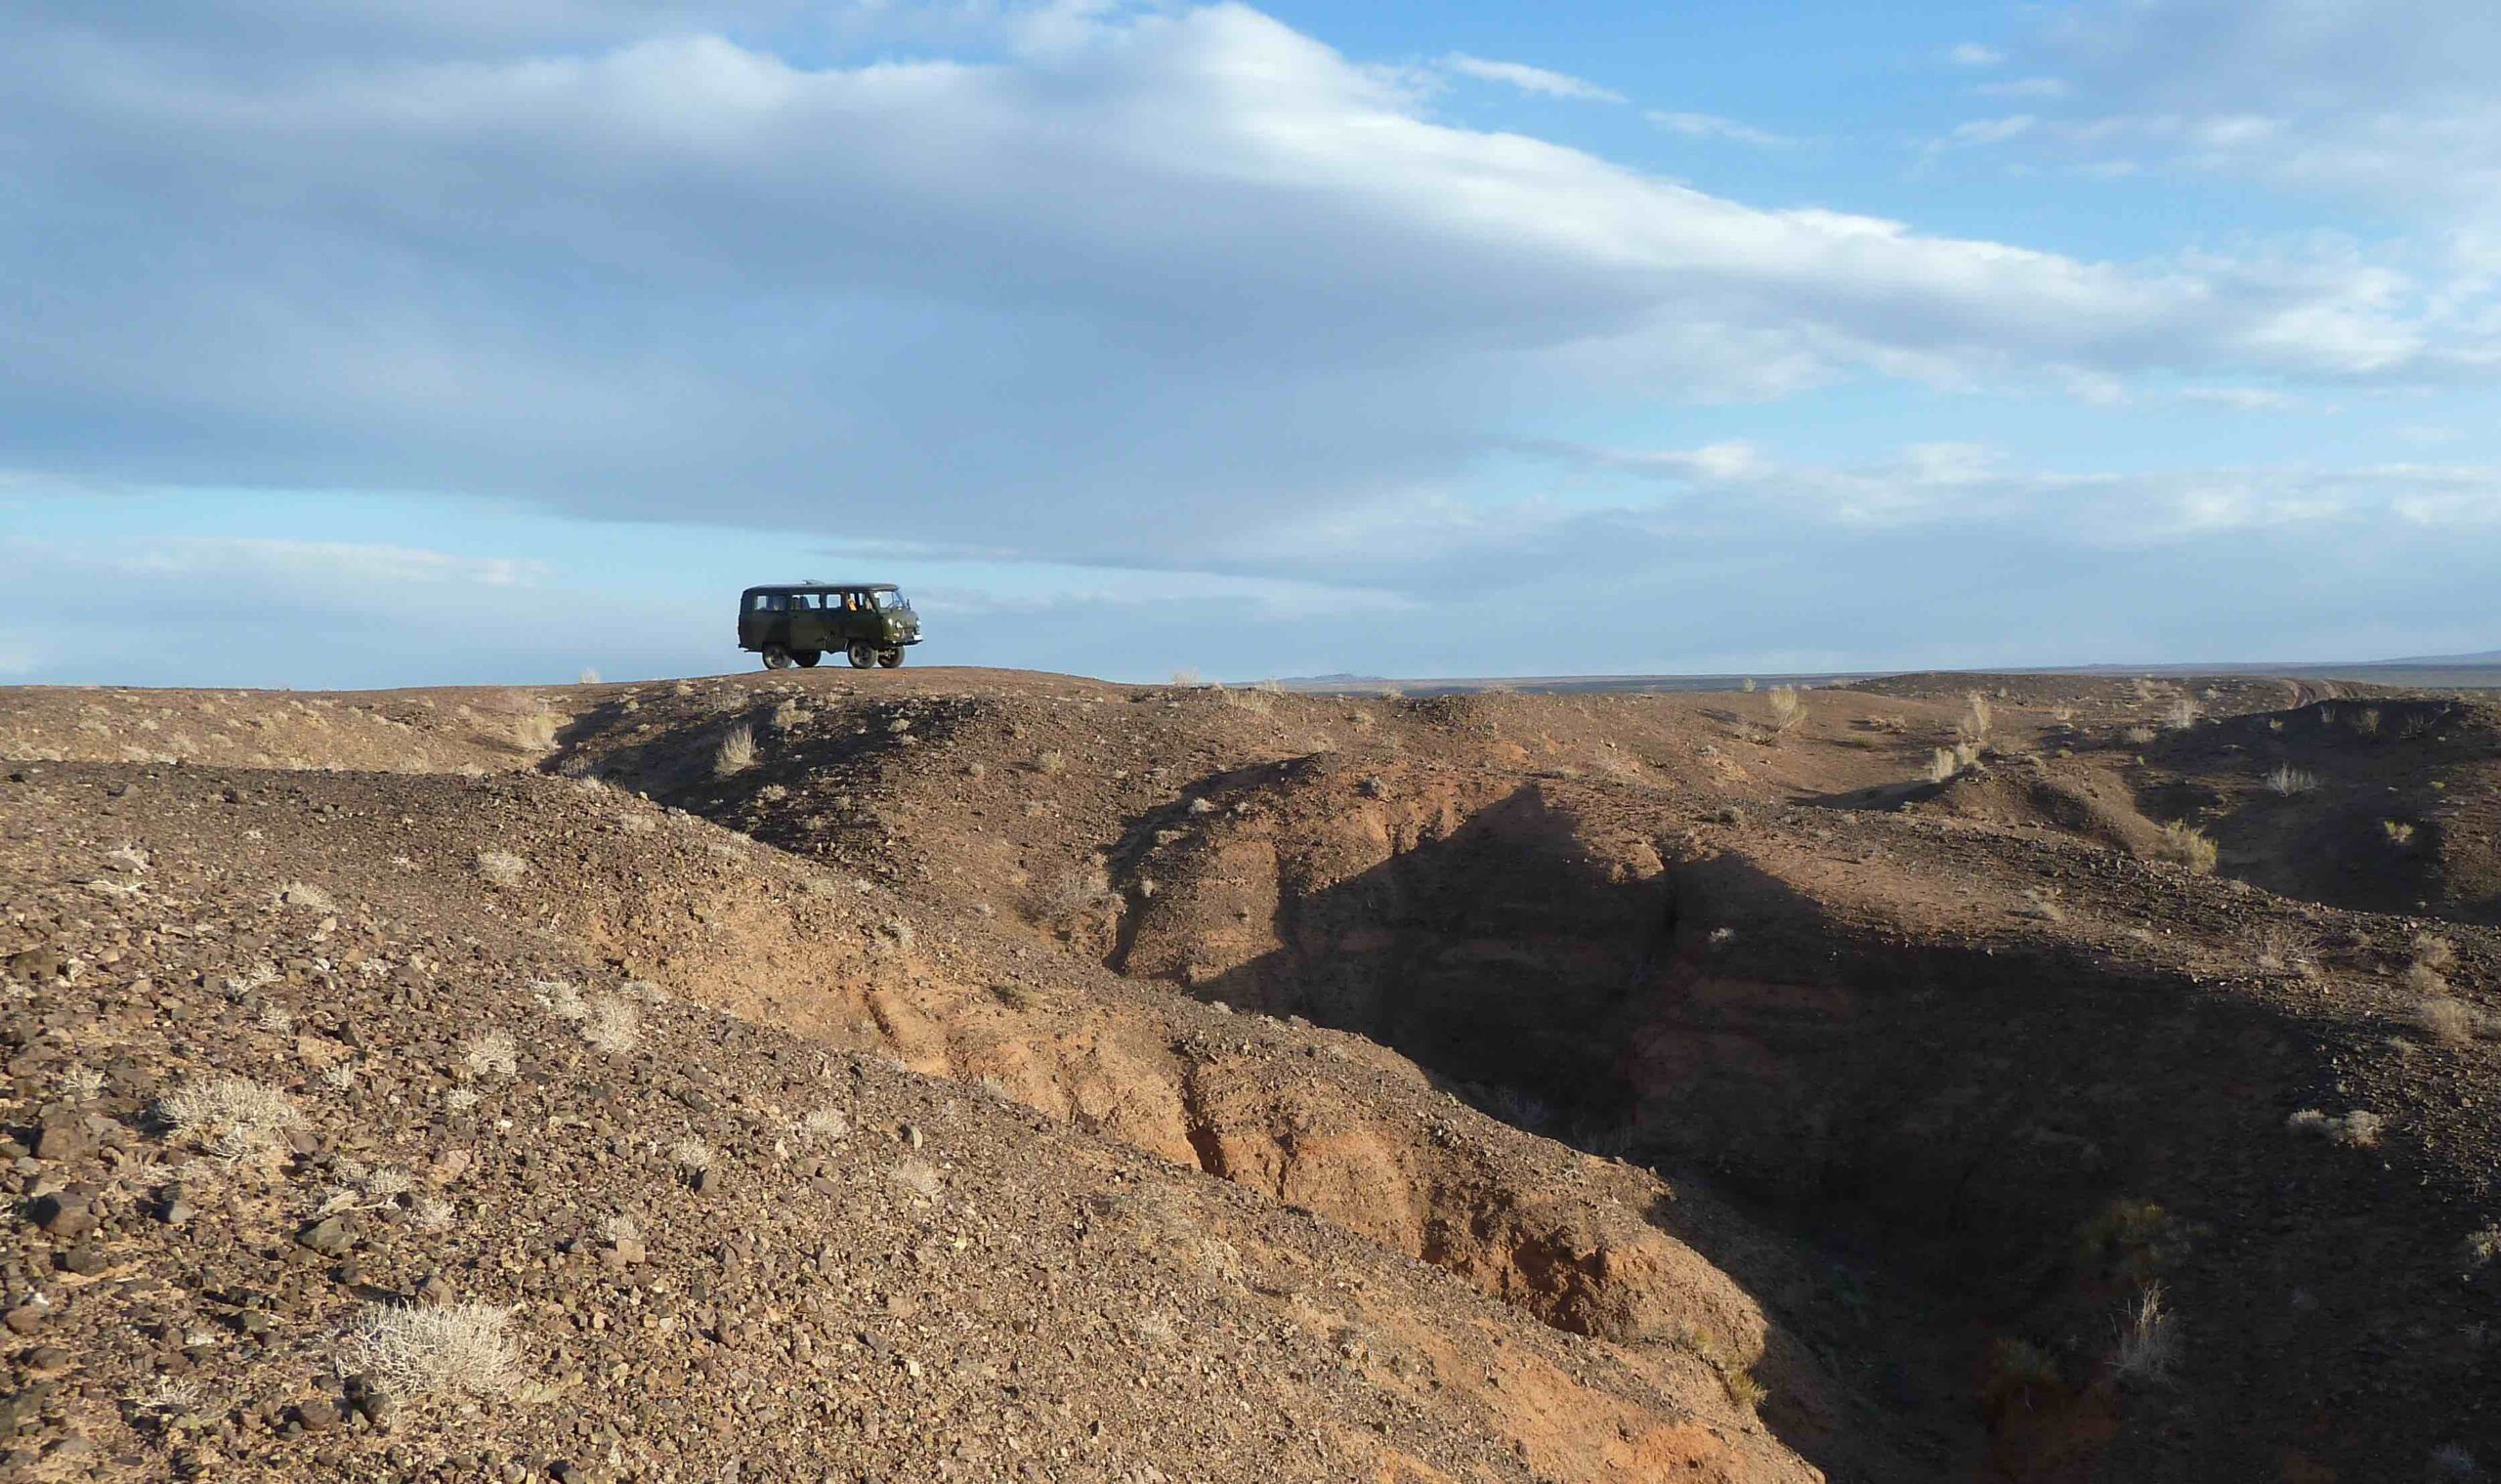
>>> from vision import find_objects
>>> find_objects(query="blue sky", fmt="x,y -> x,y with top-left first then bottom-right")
6,1 -> 2500,687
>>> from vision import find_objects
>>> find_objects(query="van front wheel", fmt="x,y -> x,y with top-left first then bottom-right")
847,641 -> 877,669
877,647 -> 904,668
761,645 -> 794,670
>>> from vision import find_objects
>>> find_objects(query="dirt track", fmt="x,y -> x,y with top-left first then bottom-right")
4,667 -> 2497,1482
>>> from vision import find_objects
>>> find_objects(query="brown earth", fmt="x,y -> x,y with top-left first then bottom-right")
2,666 -> 2497,1483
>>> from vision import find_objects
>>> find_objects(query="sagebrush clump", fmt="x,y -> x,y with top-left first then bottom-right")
339,1302 -> 520,1400
474,850 -> 530,886
581,995 -> 640,1054
157,1077 -> 302,1158
714,725 -> 757,778
461,1028 -> 519,1078
2152,821 -> 2218,873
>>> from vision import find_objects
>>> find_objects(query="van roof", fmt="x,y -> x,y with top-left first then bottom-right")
742,582 -> 898,595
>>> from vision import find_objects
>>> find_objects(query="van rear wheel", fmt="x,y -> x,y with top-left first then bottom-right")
761,645 -> 794,670
846,641 -> 877,669
877,647 -> 904,668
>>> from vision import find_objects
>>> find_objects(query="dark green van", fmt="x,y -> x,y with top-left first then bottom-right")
737,583 -> 922,669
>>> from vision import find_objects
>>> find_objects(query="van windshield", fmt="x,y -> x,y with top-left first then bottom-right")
872,590 -> 909,611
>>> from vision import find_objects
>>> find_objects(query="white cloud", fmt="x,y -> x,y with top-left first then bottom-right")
1646,110 -> 1793,147
2178,385 -> 2302,411
1949,114 -> 2039,147
1977,77 -> 2072,101
0,0 -> 2496,621
1441,53 -> 1624,103
106,537 -> 547,589
1948,43 -> 2006,67
1994,1 -> 2501,217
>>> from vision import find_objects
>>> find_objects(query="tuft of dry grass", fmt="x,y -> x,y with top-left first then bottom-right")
714,725 -> 758,778
1960,691 -> 1993,742
2109,1283 -> 2179,1385
461,1028 -> 519,1078
340,1302 -> 520,1400
474,851 -> 530,886
581,995 -> 640,1054
277,881 -> 338,912
890,1158 -> 944,1201
1034,748 -> 1067,776
669,1138 -> 715,1173
2253,926 -> 2320,979
1723,1370 -> 1767,1412
796,1106 -> 851,1141
2415,932 -> 2459,974
2287,1108 -> 2385,1147
1765,686 -> 1803,739
2151,822 -> 2218,873
2120,724 -> 2157,746
2265,764 -> 2317,796
158,1077 -> 302,1159
2417,996 -> 2481,1047
2164,695 -> 2200,731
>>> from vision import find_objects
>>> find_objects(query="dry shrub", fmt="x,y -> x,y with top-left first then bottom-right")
277,881 -> 338,912
1035,748 -> 1067,776
2265,765 -> 2317,796
1925,747 -> 1962,784
2121,724 -> 2157,746
2417,996 -> 2480,1047
158,1077 -> 302,1159
1724,1371 -> 1767,1413
796,1107 -> 851,1141
714,726 -> 758,778
1981,1337 -> 2062,1415
581,995 -> 640,1054
340,1302 -> 520,1400
2109,1283 -> 2179,1386
2253,926 -> 2318,979
891,1159 -> 944,1201
461,1028 -> 519,1078
474,851 -> 530,886
1765,686 -> 1803,738
1960,691 -> 1992,742
2354,707 -> 2381,736
2287,1108 -> 2384,1147
2415,932 -> 2459,973
2151,822 -> 2218,873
